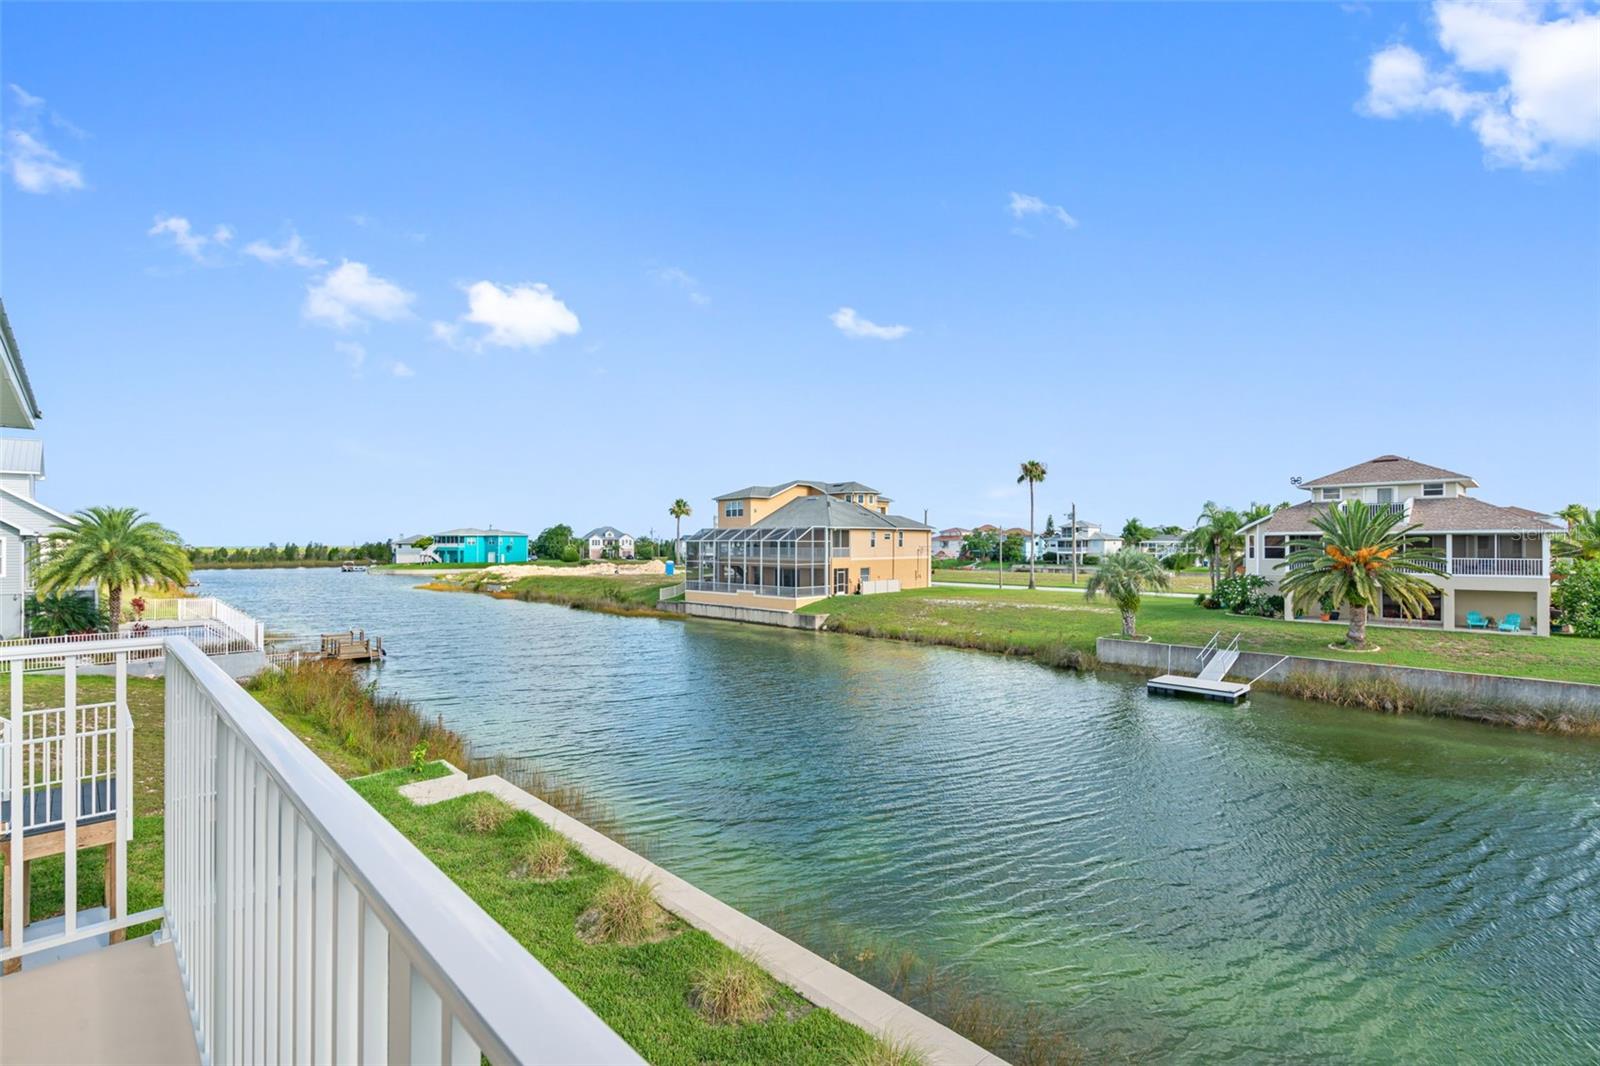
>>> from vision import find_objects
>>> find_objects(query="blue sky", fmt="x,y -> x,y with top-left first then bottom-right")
3,2 -> 1596,544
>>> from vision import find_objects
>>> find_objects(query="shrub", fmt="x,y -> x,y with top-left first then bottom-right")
1554,558 -> 1600,637
458,795 -> 513,834
690,955 -> 773,1025
26,592 -> 110,636
512,835 -> 572,882
560,544 -> 581,563
410,742 -> 428,774
848,1036 -> 929,1066
1081,554 -> 1100,566
580,875 -> 668,945
1212,574 -> 1282,617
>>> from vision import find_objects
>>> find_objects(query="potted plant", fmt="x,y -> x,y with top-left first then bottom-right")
1318,593 -> 1334,622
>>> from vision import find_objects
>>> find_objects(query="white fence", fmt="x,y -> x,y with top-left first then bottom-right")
162,638 -> 641,1065
3,637 -> 162,966
138,597 -> 266,650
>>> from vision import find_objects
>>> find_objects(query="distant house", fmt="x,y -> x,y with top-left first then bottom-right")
389,535 -> 438,565
682,478 -> 932,611
932,527 -> 969,559
0,302 -> 73,638
1239,454 -> 1561,635
1137,533 -> 1190,560
429,528 -> 529,565
581,526 -> 635,560
1032,522 -> 1122,564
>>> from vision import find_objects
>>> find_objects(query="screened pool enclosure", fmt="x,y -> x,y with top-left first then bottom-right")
682,526 -> 844,599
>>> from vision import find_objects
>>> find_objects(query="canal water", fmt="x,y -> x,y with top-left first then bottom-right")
200,568 -> 1600,1063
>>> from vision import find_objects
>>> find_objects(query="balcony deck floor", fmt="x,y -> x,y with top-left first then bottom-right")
0,935 -> 199,1066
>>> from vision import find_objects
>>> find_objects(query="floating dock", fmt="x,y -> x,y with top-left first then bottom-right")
320,630 -> 384,662
1146,674 -> 1251,703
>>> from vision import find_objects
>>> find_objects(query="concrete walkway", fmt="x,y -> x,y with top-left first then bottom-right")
401,765 -> 1003,1066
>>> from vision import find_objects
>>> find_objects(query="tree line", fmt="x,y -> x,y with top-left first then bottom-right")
186,540 -> 393,564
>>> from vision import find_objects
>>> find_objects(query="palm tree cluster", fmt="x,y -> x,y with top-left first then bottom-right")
37,506 -> 190,628
1184,500 -> 1288,592
1276,500 -> 1445,648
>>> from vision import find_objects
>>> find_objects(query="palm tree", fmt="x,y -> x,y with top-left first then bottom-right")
1276,500 -> 1445,648
1120,517 -> 1154,546
668,499 -> 693,561
1554,506 -> 1599,561
1185,501 -> 1243,592
1084,548 -> 1171,637
36,506 -> 191,628
1016,460 -> 1047,589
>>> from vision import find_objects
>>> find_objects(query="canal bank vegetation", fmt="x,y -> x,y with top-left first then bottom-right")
802,587 -> 1600,685
420,569 -> 682,618
354,766 -> 885,1065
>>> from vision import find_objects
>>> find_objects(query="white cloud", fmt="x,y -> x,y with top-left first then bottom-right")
4,86 -> 85,194
5,129 -> 83,194
304,260 -> 415,330
432,280 -> 580,351
242,230 -> 325,269
147,215 -> 234,261
335,340 -> 367,373
1008,191 -> 1078,229
830,307 -> 910,341
390,361 -> 415,378
651,266 -> 710,305
1361,1 -> 1600,169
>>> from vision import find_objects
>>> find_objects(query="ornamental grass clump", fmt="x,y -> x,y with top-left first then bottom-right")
579,874 -> 670,945
511,835 -> 572,882
848,1036 -> 929,1066
458,795 -> 513,835
689,955 -> 773,1025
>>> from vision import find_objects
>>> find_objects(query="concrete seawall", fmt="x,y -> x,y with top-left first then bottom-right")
666,600 -> 829,630
1096,638 -> 1600,723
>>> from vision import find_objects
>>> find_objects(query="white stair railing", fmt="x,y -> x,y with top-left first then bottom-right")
162,637 -> 641,1065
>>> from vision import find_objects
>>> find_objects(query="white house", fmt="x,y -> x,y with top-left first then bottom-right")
389,535 -> 439,565
1032,521 -> 1122,563
0,301 -> 75,638
1137,532 -> 1190,560
581,525 -> 635,560
1239,454 -> 1560,635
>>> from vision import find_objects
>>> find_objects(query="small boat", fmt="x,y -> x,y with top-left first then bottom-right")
340,562 -> 369,573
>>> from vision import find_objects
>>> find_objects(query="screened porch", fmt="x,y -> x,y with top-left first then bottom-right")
681,526 -> 837,599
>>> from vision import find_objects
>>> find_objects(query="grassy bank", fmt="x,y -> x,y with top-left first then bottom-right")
421,570 -> 682,617
355,767 -> 882,1065
934,566 -> 1211,594
193,559 -> 372,570
801,587 -> 1600,685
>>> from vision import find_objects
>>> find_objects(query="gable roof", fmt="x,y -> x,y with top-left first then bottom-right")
0,438 -> 43,476
715,479 -> 880,501
0,486 -> 74,532
1301,455 -> 1474,489
0,300 -> 42,429
1242,497 -> 1560,535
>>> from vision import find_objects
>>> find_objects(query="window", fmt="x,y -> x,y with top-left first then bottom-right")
832,530 -> 850,550
897,531 -> 904,547
1423,482 -> 1443,497
1320,488 -> 1342,501
870,531 -> 877,547
1247,535 -> 1255,559
724,500 -> 744,518
1264,535 -> 1286,559
1376,488 -> 1394,505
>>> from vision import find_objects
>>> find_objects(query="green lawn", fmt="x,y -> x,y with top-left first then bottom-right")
423,570 -> 683,616
800,586 -> 1600,684
354,768 -> 876,1065
933,566 -> 1212,594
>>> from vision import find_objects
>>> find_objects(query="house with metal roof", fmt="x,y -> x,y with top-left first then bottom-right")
1238,455 -> 1561,635
684,478 -> 932,613
580,526 -> 635,560
428,527 -> 529,565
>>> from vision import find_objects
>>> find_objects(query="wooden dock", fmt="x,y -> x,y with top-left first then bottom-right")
320,630 -> 384,662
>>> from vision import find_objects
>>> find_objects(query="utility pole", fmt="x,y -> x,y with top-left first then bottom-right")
1070,501 -> 1078,584
997,523 -> 1004,589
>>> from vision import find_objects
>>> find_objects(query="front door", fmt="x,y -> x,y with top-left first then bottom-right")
833,568 -> 849,594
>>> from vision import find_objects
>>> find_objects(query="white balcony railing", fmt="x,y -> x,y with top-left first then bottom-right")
162,638 -> 642,1065
1450,557 -> 1544,577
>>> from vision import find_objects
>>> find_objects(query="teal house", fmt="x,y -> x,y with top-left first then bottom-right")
431,527 -> 529,564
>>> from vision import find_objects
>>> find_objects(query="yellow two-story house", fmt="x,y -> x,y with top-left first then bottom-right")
682,479 -> 932,612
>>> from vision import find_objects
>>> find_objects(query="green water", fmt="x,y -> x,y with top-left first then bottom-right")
205,569 -> 1600,1062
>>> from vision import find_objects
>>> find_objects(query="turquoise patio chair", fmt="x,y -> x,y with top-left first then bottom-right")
1465,611 -> 1489,629
1497,613 -> 1522,632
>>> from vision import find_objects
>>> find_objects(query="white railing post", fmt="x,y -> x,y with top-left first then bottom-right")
62,656 -> 78,937
114,651 -> 129,927
6,665 -> 22,963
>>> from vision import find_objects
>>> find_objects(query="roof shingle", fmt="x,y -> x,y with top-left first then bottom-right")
1301,455 -> 1473,488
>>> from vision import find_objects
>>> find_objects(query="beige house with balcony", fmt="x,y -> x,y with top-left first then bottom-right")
1239,455 -> 1560,635
683,479 -> 931,611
